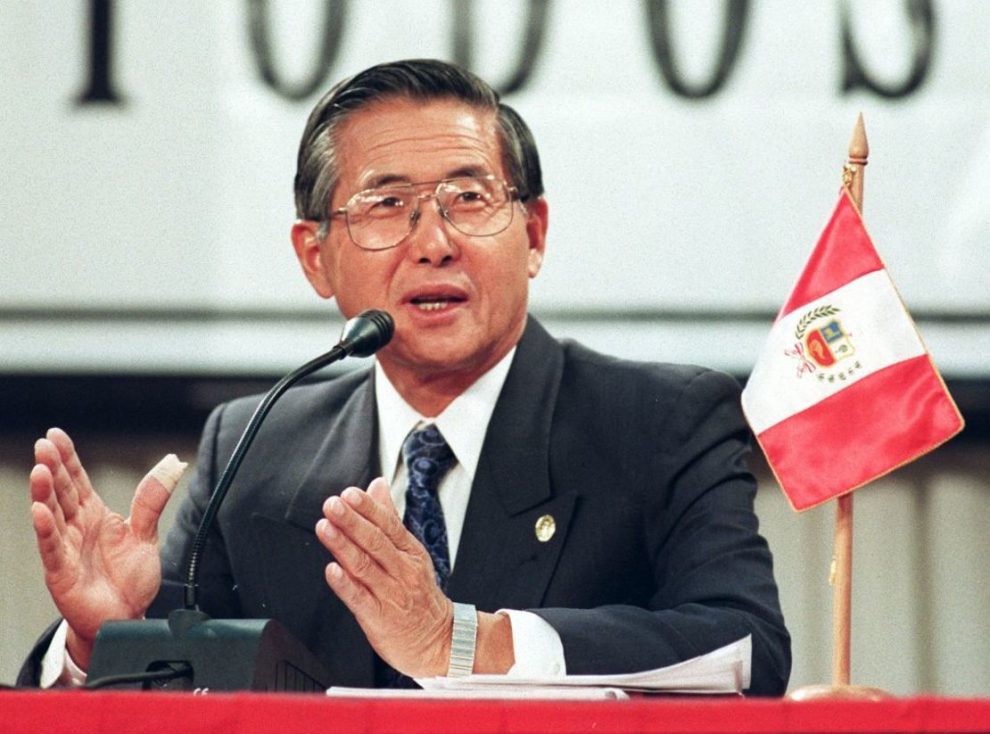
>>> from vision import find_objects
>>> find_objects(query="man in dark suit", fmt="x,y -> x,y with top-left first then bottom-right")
25,59 -> 790,694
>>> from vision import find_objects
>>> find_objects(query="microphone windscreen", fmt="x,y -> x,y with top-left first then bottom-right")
339,309 -> 395,357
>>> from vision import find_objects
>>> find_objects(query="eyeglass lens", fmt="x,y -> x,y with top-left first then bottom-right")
345,177 -> 513,250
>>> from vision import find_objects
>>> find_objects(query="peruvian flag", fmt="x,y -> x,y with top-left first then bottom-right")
741,190 -> 964,511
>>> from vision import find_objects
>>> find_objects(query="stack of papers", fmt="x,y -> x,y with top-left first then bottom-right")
328,636 -> 751,700
327,685 -> 629,700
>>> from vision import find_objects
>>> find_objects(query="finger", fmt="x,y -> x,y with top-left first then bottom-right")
324,561 -> 379,618
35,436 -> 81,522
324,562 -> 384,628
29,460 -> 67,536
130,454 -> 187,542
47,428 -> 95,499
366,476 -> 397,513
31,501 -> 68,577
340,484 -> 420,554
326,490 -> 412,567
317,508 -> 392,589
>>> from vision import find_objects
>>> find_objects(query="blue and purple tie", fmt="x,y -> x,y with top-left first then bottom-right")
402,424 -> 456,590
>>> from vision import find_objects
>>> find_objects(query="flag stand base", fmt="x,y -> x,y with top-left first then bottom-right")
787,684 -> 892,701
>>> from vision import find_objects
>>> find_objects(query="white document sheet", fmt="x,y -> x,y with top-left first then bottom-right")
327,635 -> 751,699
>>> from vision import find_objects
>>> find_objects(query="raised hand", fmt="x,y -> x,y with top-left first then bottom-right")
29,427 -> 185,669
315,477 -> 514,678
316,478 -> 453,677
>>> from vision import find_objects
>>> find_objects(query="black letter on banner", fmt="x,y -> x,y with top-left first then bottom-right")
77,0 -> 124,105
451,0 -> 550,95
840,0 -> 935,98
644,0 -> 750,99
248,0 -> 347,101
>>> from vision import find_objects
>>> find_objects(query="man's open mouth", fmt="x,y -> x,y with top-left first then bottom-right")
410,296 -> 464,312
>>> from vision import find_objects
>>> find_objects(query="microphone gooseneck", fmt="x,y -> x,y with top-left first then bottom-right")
183,309 -> 394,610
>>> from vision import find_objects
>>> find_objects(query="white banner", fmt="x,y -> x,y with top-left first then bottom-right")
2,1 -> 987,374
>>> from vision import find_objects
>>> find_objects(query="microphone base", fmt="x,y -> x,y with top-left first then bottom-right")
87,610 -> 332,692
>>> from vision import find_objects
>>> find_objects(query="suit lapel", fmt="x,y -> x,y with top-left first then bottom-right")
447,318 -> 576,610
283,368 -> 379,531
276,368 -> 379,684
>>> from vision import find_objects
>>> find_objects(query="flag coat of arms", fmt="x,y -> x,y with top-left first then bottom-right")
741,190 -> 964,511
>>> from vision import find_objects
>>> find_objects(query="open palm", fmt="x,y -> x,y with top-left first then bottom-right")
30,428 -> 183,663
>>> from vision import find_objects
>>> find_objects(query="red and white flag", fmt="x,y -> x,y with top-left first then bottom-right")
741,190 -> 964,511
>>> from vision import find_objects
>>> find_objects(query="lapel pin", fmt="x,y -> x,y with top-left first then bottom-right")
534,514 -> 556,542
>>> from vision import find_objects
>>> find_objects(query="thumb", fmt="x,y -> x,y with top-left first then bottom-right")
130,454 -> 187,541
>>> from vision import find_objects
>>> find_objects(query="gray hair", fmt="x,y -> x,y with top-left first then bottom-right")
293,59 -> 544,238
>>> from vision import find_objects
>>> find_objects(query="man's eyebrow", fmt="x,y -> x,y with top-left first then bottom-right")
362,174 -> 412,189
360,166 -> 493,190
446,165 -> 490,179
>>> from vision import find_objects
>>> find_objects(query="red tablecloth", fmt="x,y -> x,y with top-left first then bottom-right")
4,691 -> 990,734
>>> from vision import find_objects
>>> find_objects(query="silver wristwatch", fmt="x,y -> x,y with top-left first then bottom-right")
447,602 -> 478,677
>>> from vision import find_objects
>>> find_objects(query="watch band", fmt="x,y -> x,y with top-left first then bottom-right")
447,602 -> 478,677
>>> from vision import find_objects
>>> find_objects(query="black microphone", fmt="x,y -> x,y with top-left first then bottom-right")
85,309 -> 394,692
337,308 -> 395,358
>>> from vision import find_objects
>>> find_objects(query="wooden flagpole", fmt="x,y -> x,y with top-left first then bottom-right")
789,115 -> 890,701
833,114 -> 868,688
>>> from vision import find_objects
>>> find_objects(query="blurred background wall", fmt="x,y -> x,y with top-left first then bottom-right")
2,1 -> 988,694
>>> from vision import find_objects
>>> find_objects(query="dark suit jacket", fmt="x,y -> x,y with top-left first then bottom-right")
20,318 -> 790,694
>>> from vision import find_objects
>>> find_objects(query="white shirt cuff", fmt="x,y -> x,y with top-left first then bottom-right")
39,619 -> 87,688
498,609 -> 566,678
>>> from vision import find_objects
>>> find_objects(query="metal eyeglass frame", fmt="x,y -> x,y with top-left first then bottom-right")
327,174 -> 522,251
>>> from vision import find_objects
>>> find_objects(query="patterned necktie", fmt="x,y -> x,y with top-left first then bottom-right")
402,424 -> 456,590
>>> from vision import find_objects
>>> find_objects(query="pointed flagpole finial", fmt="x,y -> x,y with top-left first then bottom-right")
848,112 -> 869,162
843,113 -> 869,210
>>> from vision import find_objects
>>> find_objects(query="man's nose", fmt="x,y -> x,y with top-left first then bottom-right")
405,196 -> 459,265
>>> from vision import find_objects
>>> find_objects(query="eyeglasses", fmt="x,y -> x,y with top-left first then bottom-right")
329,175 -> 521,251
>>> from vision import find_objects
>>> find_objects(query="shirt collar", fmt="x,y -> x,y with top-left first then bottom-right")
375,347 -> 517,483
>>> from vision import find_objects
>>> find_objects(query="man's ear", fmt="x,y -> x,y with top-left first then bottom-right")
291,220 -> 335,299
524,197 -> 549,278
